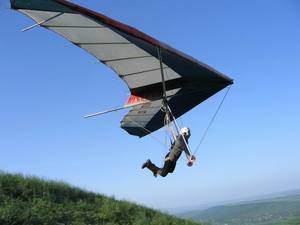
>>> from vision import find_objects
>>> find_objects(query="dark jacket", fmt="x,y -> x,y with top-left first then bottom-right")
167,135 -> 190,162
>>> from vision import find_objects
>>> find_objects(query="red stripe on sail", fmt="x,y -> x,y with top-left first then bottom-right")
124,95 -> 150,107
55,0 -> 161,47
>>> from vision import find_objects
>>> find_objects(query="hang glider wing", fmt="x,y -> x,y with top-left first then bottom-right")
11,0 -> 233,137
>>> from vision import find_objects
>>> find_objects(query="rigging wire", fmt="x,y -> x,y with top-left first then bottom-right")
157,45 -> 177,151
166,104 -> 193,159
156,46 -> 192,158
193,85 -> 232,155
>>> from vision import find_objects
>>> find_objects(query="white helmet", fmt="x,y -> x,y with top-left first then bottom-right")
180,127 -> 190,137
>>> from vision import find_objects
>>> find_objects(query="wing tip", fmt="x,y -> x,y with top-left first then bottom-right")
121,125 -> 148,138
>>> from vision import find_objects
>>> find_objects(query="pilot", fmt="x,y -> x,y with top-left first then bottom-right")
141,127 -> 196,177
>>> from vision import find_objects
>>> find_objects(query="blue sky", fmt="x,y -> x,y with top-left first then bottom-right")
1,0 -> 300,210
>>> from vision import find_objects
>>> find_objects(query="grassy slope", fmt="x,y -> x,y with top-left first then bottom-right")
180,196 -> 300,225
0,172 -> 208,225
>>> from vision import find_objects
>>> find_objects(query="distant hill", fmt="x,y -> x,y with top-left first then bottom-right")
179,193 -> 300,225
0,172 -> 208,225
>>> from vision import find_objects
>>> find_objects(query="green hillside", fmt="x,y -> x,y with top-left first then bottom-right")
0,172 -> 208,225
180,195 -> 300,225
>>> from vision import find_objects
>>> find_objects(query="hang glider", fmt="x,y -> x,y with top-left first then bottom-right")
11,0 -> 233,138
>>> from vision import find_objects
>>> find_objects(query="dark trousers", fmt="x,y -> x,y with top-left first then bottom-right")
146,153 -> 177,177
158,159 -> 176,177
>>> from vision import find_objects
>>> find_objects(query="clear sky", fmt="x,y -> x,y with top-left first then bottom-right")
1,0 -> 300,210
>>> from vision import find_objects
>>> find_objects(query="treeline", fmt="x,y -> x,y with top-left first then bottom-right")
0,172 -> 206,225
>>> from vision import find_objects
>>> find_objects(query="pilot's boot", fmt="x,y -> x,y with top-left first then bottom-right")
141,159 -> 159,177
